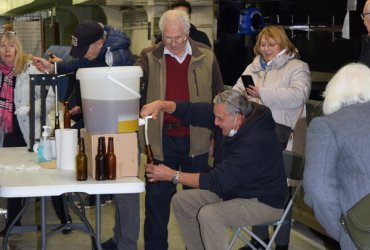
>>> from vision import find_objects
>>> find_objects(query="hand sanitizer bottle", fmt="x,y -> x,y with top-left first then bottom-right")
37,126 -> 52,162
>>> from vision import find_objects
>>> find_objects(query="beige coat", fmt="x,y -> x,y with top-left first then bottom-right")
233,53 -> 311,154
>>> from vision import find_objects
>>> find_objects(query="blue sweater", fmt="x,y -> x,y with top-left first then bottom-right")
173,101 -> 288,209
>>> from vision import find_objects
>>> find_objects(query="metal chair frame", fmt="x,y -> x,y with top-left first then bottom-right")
228,150 -> 305,250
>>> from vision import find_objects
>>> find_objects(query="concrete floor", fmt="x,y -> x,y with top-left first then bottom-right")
0,154 -> 340,250
0,194 -> 341,250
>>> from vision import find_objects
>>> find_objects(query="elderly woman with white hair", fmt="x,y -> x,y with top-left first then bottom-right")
304,62 -> 370,250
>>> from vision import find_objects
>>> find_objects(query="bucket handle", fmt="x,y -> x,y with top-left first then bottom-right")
106,75 -> 141,98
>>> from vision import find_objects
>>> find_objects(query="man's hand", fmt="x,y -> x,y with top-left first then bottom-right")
140,100 -> 165,119
140,100 -> 176,119
69,106 -> 82,116
33,56 -> 55,74
48,52 -> 63,63
145,163 -> 176,183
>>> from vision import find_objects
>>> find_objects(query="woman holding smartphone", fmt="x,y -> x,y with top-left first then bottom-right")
233,25 -> 311,250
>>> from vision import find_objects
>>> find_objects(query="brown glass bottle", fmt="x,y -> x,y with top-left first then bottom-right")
106,137 -> 116,180
76,137 -> 88,181
53,112 -> 60,136
145,144 -> 154,164
95,136 -> 106,181
63,101 -> 71,128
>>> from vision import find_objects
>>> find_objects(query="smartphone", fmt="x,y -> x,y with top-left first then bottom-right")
241,75 -> 255,88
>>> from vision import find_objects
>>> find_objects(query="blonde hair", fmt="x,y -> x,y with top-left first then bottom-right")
0,33 -> 31,75
323,63 -> 370,114
254,25 -> 298,57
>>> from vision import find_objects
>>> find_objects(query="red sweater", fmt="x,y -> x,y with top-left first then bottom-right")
163,54 -> 191,136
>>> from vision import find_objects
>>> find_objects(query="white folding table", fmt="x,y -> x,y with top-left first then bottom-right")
0,147 -> 145,250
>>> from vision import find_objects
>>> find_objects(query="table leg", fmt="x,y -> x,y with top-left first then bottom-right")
95,194 -> 103,250
2,198 -> 30,250
40,197 -> 47,250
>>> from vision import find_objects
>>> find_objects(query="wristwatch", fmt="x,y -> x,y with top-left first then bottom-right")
172,171 -> 180,185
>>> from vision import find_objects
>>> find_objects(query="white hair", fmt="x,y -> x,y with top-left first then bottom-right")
158,9 -> 190,35
323,63 -> 370,114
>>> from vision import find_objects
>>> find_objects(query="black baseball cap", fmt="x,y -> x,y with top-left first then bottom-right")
70,20 -> 104,58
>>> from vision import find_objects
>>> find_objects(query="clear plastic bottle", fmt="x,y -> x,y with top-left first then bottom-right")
37,126 -> 52,162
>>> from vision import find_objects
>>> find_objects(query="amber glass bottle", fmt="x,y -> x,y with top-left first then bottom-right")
76,137 -> 88,181
95,136 -> 106,180
145,144 -> 154,164
63,101 -> 71,128
54,112 -> 60,134
106,137 -> 116,180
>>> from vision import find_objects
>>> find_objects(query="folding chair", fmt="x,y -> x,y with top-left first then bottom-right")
228,150 -> 305,250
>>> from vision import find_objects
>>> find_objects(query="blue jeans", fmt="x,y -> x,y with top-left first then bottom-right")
144,135 -> 209,250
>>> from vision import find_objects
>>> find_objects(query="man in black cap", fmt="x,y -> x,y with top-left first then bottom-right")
155,0 -> 212,47
33,20 -> 139,250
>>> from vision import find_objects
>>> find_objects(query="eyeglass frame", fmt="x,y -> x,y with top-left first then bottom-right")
361,13 -> 370,20
162,35 -> 186,44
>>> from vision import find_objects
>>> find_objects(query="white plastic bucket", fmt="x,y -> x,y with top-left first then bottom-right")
76,66 -> 143,133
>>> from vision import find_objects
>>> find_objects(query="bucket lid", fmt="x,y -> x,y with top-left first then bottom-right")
76,66 -> 143,80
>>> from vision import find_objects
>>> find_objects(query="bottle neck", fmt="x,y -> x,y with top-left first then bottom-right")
79,138 -> 85,153
98,138 -> 105,154
108,138 -> 114,153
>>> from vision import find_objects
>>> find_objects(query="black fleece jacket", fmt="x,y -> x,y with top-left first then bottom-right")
173,101 -> 288,209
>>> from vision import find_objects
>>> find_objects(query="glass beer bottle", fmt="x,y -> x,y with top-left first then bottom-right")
106,137 -> 116,180
95,136 -> 106,180
63,101 -> 71,128
54,112 -> 60,134
145,144 -> 154,164
76,137 -> 88,181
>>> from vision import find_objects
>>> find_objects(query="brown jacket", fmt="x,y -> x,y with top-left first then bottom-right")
136,38 -> 224,160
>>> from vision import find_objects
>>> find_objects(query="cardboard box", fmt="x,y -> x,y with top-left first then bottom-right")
80,129 -> 138,178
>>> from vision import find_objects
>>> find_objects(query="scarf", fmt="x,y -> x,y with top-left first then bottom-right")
0,64 -> 15,133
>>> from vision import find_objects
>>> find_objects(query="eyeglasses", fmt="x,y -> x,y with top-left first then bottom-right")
0,31 -> 16,35
361,13 -> 370,20
163,35 -> 185,44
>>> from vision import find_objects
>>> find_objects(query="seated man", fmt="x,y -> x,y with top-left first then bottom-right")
141,89 -> 288,249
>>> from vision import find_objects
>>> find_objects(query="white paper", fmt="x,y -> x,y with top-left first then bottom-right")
55,129 -> 78,170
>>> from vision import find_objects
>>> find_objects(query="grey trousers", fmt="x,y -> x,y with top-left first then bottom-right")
113,193 -> 140,250
172,189 -> 283,250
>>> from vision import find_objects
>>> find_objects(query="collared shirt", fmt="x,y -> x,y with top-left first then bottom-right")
163,40 -> 192,64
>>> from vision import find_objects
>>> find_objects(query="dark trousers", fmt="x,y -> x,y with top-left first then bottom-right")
6,198 -> 23,228
51,195 -> 71,224
5,196 -> 70,231
144,135 -> 209,250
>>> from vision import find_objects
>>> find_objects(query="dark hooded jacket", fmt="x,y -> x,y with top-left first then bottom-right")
172,101 -> 288,209
57,24 -> 135,74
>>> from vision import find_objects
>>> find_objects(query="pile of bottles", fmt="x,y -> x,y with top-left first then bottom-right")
76,136 -> 117,181
95,136 -> 116,181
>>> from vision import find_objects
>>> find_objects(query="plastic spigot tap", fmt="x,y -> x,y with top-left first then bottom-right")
138,115 -> 153,126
